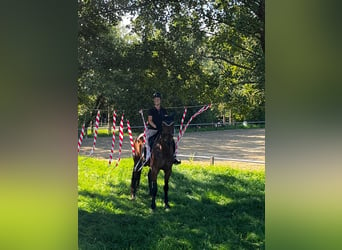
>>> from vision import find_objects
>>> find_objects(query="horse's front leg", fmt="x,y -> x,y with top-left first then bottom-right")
163,168 -> 172,209
148,168 -> 153,196
150,166 -> 159,210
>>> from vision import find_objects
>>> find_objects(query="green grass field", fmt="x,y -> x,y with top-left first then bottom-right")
78,157 -> 265,249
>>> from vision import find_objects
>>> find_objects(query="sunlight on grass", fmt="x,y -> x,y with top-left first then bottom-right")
205,190 -> 233,206
78,156 -> 265,249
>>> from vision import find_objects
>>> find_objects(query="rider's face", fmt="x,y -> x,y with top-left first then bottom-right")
154,97 -> 161,106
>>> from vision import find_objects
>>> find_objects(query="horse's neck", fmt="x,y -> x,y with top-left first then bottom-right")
161,133 -> 172,141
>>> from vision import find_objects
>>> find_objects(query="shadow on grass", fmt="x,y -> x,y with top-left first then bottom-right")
79,168 -> 264,249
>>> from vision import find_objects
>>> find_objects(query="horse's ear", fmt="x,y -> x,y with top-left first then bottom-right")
163,114 -> 174,124
162,120 -> 174,126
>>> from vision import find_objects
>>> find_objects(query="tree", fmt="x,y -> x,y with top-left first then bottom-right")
125,0 -> 265,121
77,0 -> 265,126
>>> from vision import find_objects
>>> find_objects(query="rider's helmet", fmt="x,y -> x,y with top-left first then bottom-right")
153,92 -> 161,99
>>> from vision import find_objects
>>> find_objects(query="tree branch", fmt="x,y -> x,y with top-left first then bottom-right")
204,55 -> 254,71
204,31 -> 262,57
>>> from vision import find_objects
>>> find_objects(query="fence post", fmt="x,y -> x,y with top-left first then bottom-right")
210,156 -> 214,165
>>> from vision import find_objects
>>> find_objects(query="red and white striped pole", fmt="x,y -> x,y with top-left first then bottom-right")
179,104 -> 211,141
143,122 -> 148,143
115,113 -> 124,167
127,120 -> 135,156
175,108 -> 187,155
78,123 -> 85,153
90,110 -> 100,155
108,111 -> 117,165
139,109 -> 148,143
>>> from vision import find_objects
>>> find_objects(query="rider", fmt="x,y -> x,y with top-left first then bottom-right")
145,92 -> 181,165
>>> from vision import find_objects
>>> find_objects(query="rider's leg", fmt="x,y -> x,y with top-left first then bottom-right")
172,139 -> 181,165
144,129 -> 158,164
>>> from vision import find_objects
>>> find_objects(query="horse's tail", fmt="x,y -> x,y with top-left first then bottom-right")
133,133 -> 145,157
133,133 -> 146,171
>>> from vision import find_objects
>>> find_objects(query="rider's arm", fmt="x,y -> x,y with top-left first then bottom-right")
148,115 -> 157,129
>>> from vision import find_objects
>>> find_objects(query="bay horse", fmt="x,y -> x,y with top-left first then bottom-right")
130,117 -> 175,210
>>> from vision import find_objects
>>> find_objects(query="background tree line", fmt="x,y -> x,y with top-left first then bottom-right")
78,0 -> 264,128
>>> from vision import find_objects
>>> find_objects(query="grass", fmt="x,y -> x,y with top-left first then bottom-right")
84,128 -> 139,138
78,156 -> 265,250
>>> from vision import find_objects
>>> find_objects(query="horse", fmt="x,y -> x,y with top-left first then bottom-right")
130,117 -> 175,210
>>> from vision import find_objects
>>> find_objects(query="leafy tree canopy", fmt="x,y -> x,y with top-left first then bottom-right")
78,0 -> 265,126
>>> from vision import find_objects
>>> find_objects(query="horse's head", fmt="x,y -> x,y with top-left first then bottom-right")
161,115 -> 174,139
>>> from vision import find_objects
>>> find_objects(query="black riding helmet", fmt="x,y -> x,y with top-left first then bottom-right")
153,92 -> 161,98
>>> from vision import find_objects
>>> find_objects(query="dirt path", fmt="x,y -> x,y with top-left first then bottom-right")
79,129 -> 265,167
176,129 -> 265,162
